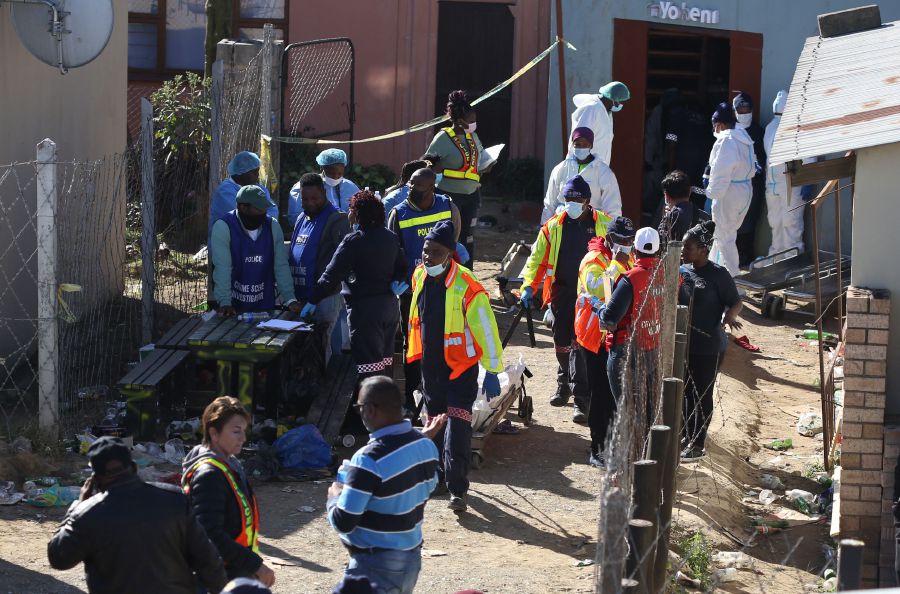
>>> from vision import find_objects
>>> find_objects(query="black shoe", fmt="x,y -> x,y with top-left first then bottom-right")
448,495 -> 468,512
572,405 -> 588,424
430,483 -> 449,498
680,447 -> 706,462
589,452 -> 606,468
550,386 -> 571,407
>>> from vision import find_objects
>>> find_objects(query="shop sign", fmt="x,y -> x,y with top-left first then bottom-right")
647,2 -> 720,25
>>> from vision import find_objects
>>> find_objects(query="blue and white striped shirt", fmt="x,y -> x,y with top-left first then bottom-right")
327,420 -> 439,550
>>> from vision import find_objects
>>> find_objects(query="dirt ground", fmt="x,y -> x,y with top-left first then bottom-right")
0,199 -> 834,593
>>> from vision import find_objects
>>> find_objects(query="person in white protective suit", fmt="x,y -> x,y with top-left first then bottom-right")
570,82 -> 631,166
705,102 -> 758,277
765,90 -> 811,255
542,126 -> 623,224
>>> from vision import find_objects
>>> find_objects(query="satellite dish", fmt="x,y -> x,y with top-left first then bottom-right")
9,0 -> 114,74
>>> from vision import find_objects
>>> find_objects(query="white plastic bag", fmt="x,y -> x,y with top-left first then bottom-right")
797,412 -> 823,437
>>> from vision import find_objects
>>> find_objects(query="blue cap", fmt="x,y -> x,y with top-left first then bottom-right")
562,175 -> 591,200
599,81 -> 631,103
316,148 -> 348,167
424,219 -> 456,250
227,151 -> 261,176
732,91 -> 753,111
606,216 -> 635,238
711,102 -> 737,125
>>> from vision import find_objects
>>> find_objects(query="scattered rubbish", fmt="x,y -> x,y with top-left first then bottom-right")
297,505 -> 316,513
26,476 -> 61,488
274,425 -> 331,470
268,557 -> 297,567
574,559 -> 594,567
77,432 -> 98,455
492,419 -> 520,435
712,551 -> 753,568
786,489 -> 816,514
761,455 -> 785,469
755,526 -> 782,535
674,572 -> 701,588
764,438 -> 793,451
713,567 -> 738,582
814,472 -> 832,486
422,549 -> 449,558
163,439 -> 186,465
734,335 -> 760,352
758,490 -> 777,505
759,474 -> 784,490
751,517 -> 789,529
0,482 -> 24,505
76,385 -> 109,401
167,418 -> 201,441
800,329 -> 837,342
11,436 -> 32,454
25,484 -> 80,507
797,412 -> 824,437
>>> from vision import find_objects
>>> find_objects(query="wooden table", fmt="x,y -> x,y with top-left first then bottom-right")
186,310 -> 319,415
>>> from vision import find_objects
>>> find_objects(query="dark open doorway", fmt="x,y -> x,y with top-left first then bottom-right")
434,1 -> 514,152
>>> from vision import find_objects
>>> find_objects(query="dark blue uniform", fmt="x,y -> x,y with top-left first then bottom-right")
222,211 -> 275,313
418,275 -> 478,497
310,227 -> 406,380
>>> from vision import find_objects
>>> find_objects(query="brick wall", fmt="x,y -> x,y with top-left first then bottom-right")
840,287 -> 890,588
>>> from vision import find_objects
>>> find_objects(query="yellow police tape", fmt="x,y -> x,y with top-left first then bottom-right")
266,36 -> 577,146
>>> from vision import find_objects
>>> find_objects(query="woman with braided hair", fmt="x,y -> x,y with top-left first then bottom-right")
303,190 -> 408,383
678,219 -> 743,462
425,90 -> 495,268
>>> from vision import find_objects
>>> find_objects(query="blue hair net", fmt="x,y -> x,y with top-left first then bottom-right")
227,151 -> 261,176
316,148 -> 348,167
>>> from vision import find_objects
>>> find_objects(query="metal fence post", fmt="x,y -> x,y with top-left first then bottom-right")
140,98 -> 156,344
837,538 -> 864,590
260,24 -> 274,140
36,138 -> 59,436
209,59 -> 224,206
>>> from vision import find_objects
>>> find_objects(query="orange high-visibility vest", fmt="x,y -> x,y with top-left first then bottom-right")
183,458 -> 260,554
574,238 -> 633,353
441,128 -> 481,182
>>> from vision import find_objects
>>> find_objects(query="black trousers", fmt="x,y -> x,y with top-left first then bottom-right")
582,345 -> 615,455
422,364 -> 478,497
550,295 -> 589,409
348,294 -> 399,383
682,351 -> 723,450
446,189 -> 480,268
399,291 -> 419,411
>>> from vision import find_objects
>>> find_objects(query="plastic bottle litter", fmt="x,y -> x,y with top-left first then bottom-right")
713,568 -> 738,582
801,329 -> 837,341
797,412 -> 824,437
755,525 -> 782,535
713,551 -> 753,568
238,312 -> 271,323
765,438 -> 793,451
752,517 -> 789,529
758,489 -> 777,505
760,474 -> 784,490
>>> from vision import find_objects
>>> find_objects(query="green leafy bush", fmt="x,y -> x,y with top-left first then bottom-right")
490,157 -> 545,202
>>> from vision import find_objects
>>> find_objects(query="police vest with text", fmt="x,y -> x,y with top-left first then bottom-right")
395,193 -> 452,283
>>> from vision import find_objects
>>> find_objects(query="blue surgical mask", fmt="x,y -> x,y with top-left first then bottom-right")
425,262 -> 447,277
564,202 -> 584,219
434,173 -> 443,187
351,223 -> 360,232
610,103 -> 624,113
572,148 -> 591,160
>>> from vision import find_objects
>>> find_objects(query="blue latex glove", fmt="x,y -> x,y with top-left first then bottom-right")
590,295 -> 603,312
300,302 -> 317,320
390,280 -> 410,296
520,286 -> 534,309
455,242 -> 470,265
483,372 -> 501,399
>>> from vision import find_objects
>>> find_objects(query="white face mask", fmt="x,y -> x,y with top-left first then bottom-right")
464,122 -> 477,134
323,176 -> 342,187
612,243 -> 633,254
736,112 -> 752,128
572,147 -> 591,160
714,130 -> 728,139
564,202 -> 584,219
425,261 -> 447,277
610,103 -> 624,113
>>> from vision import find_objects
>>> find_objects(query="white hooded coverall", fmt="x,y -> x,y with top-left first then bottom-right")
765,91 -> 807,255
542,152 -> 623,223
706,127 -> 758,276
571,94 -> 614,166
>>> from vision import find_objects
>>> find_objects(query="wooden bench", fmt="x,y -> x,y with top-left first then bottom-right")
303,353 -> 357,447
154,316 -> 205,350
118,348 -> 192,440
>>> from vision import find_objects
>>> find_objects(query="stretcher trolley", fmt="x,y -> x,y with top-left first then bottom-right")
733,248 -> 850,319
780,268 -> 851,318
469,357 -> 532,469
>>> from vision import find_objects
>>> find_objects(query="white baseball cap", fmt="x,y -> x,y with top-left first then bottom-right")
635,227 -> 660,254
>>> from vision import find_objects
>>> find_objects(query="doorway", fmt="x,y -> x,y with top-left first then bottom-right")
611,19 -> 762,224
434,1 -> 514,152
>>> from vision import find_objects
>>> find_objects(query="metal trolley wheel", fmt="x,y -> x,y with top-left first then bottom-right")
471,450 -> 485,469
517,384 -> 534,426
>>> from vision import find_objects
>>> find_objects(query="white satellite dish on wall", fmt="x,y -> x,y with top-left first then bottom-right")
6,0 -> 114,74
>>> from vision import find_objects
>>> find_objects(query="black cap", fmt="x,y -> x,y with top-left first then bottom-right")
606,216 -> 635,238
87,436 -> 132,475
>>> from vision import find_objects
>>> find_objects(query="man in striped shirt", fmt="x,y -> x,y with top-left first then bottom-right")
327,377 -> 442,594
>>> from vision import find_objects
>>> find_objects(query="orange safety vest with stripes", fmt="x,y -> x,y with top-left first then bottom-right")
441,128 -> 481,182
182,457 -> 260,554
574,238 -> 633,353
406,259 -> 503,379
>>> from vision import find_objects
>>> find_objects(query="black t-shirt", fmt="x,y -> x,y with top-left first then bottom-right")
659,201 -> 710,244
678,261 -> 740,355
551,212 -> 597,301
665,107 -> 714,185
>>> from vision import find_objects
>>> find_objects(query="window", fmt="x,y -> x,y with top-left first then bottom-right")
128,0 -> 288,76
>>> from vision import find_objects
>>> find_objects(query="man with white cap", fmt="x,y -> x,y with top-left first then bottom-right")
570,81 -> 631,166
210,151 -> 278,239
765,90 -> 810,254
597,227 -> 663,408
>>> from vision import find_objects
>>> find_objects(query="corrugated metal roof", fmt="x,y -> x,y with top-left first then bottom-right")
769,21 -> 900,166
